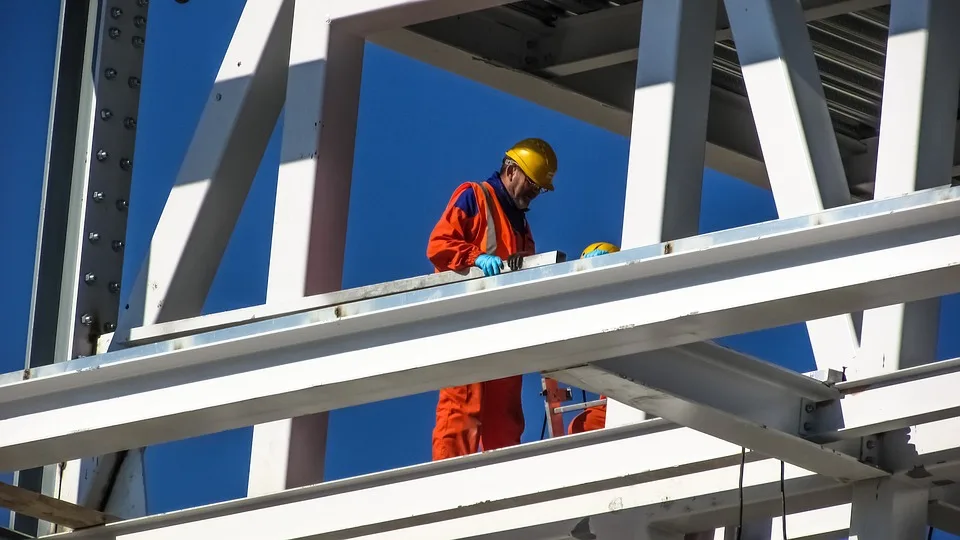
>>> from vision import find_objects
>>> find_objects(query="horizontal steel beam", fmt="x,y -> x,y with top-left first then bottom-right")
58,420 -> 960,540
549,342 -> 883,481
50,422 -> 849,539
125,251 -> 566,345
809,357 -> 960,442
44,410 -> 960,538
2,186 -> 960,471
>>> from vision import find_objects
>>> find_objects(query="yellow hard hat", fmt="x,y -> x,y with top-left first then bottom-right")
505,138 -> 558,191
581,242 -> 620,258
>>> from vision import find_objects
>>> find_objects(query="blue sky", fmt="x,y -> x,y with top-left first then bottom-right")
1,0 -> 957,536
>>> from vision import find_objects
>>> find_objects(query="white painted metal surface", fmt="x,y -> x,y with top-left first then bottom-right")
4,185 -> 960,472
127,251 -> 566,345
855,0 -> 960,378
247,0 -> 364,497
43,422 -> 845,539
727,0 -> 861,374
17,0 -> 960,538
607,0 -> 717,430
44,416 -> 960,539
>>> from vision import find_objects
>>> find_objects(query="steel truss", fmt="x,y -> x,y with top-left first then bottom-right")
9,0 -> 960,538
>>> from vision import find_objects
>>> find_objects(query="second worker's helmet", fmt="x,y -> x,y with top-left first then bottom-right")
505,138 -> 558,191
581,242 -> 620,259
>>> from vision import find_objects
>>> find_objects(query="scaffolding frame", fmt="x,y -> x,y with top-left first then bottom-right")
9,0 -> 960,538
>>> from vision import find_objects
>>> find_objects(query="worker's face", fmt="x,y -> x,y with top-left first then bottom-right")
504,165 -> 545,210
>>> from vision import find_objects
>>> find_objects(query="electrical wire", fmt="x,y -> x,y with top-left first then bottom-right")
734,449 -> 790,539
928,526 -> 935,540
736,447 -> 745,540
539,412 -> 547,440
780,460 -> 788,539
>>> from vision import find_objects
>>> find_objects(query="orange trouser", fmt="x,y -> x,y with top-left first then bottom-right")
432,375 -> 524,460
567,399 -> 607,435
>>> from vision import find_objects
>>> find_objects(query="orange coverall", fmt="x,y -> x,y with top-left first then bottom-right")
427,172 -> 535,461
567,399 -> 606,434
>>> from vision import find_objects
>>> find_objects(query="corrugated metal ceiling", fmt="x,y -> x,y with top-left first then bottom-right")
499,1 -> 890,138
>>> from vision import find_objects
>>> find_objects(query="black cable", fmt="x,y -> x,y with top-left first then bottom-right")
928,526 -> 934,540
581,389 -> 587,403
736,447 -> 746,540
780,460 -> 787,540
540,412 -> 547,440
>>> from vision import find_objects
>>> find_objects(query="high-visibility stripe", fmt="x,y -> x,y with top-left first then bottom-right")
477,182 -> 498,256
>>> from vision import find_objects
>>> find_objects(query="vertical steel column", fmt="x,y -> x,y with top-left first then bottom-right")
70,0 -> 149,360
724,0 -> 859,372
855,0 -> 960,377
607,0 -> 717,428
849,0 -> 960,534
14,0 -> 148,534
850,478 -> 928,540
246,0 -> 365,495
73,0 -> 296,524
12,0 -> 97,535
59,0 -> 151,527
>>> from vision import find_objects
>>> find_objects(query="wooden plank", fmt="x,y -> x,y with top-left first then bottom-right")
0,481 -> 118,530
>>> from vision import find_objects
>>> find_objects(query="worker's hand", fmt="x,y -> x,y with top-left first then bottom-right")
583,249 -> 609,259
474,254 -> 504,277
506,252 -> 527,271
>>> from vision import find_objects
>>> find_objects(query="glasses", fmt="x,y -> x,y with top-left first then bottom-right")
524,175 -> 548,195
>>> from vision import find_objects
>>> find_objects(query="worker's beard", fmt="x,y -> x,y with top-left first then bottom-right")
513,194 -> 532,210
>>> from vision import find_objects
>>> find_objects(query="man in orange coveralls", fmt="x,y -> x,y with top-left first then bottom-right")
566,242 -> 621,435
426,138 -> 558,461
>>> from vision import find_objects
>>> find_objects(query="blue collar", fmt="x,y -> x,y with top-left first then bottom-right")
486,172 -> 528,235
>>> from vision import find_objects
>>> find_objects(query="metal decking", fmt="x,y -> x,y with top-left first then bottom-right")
395,1 -> 916,196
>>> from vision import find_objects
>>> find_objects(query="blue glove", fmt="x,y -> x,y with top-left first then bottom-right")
475,254 -> 504,276
583,249 -> 609,259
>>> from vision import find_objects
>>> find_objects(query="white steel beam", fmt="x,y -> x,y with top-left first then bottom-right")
608,0 -> 718,428
331,0 -> 512,35
126,252 -> 566,345
725,0 -> 859,372
883,417 -> 960,482
15,0 -> 101,534
2,186 -> 960,470
807,357 -> 960,442
45,416 -> 960,539
113,0 -> 292,339
549,344 -> 881,481
72,0 -> 297,521
850,479 -> 929,540
846,3 -> 960,532
48,422 -> 847,540
855,0 -> 960,377
247,0 -> 364,497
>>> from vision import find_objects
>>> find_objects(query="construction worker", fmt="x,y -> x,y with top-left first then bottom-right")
427,138 -> 558,461
567,242 -> 620,435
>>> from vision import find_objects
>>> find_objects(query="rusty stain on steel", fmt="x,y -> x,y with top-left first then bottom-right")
663,242 -> 673,255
